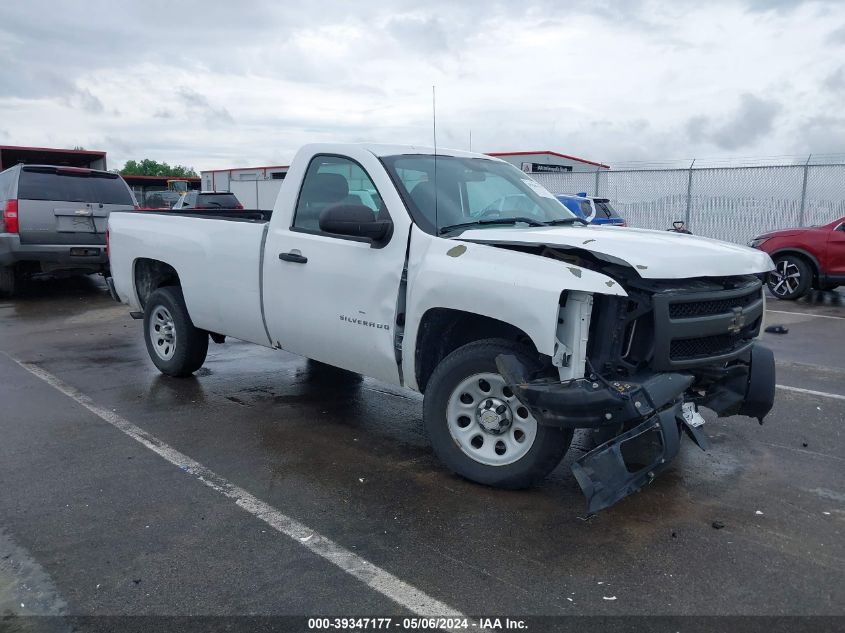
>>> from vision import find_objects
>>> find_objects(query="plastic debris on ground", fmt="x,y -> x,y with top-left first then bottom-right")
682,402 -> 706,428
764,324 -> 788,334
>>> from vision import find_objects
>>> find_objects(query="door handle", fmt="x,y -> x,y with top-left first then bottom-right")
279,251 -> 308,264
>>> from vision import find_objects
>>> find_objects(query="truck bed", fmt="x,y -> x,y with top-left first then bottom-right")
108,211 -> 272,346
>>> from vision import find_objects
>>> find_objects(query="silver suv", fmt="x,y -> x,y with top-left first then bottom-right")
0,164 -> 137,296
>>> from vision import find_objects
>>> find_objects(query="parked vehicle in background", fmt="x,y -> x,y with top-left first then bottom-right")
172,191 -> 243,210
556,193 -> 626,226
0,164 -> 136,296
108,143 -> 776,513
144,190 -> 182,209
749,216 -> 845,300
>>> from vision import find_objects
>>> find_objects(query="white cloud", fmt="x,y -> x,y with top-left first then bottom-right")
0,0 -> 843,170
687,94 -> 782,150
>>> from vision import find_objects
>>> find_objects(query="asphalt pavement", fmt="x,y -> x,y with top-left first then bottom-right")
0,275 -> 843,627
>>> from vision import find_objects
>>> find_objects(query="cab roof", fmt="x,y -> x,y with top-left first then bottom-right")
299,143 -> 502,161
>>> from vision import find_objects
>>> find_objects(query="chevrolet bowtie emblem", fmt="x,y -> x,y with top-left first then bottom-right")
727,307 -> 747,334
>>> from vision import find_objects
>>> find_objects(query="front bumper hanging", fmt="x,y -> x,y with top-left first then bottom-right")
495,354 -> 694,431
496,343 -> 775,514
572,407 -> 682,514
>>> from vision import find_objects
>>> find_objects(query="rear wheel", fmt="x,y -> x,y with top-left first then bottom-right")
143,286 -> 208,376
767,255 -> 811,300
423,339 -> 572,489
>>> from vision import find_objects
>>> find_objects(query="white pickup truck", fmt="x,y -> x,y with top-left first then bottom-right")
108,144 -> 776,512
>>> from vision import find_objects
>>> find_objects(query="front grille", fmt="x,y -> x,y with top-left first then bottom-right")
668,289 -> 760,319
670,333 -> 746,360
649,276 -> 765,370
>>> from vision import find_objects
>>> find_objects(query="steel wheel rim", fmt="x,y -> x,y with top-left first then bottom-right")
770,260 -> 801,296
446,372 -> 538,466
149,306 -> 177,361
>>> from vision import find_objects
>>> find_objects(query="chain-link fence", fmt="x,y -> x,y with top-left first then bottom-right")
533,158 -> 845,244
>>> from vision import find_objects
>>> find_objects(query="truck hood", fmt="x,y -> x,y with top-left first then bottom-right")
455,225 -> 774,279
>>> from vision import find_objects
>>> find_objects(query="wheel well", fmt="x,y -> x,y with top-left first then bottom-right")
415,308 -> 538,393
134,258 -> 181,308
770,249 -> 820,285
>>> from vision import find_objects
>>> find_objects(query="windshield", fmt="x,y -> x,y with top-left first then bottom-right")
382,155 -> 576,234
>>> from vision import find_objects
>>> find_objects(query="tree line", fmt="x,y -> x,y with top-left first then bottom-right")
119,159 -> 198,178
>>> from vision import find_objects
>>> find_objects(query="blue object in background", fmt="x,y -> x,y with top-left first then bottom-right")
556,194 -> 626,226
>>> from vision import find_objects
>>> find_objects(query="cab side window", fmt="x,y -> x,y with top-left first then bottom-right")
293,156 -> 384,233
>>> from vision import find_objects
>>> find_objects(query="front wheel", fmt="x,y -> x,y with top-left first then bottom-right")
143,286 -> 208,377
767,255 -> 811,300
423,339 -> 572,489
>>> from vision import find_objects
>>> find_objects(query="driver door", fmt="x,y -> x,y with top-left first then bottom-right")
262,153 -> 406,384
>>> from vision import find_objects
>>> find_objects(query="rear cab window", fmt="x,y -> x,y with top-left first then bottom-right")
18,167 -> 134,205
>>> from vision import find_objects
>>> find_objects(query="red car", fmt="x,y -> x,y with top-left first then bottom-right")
749,216 -> 845,300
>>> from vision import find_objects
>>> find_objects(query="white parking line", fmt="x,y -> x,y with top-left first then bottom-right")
766,309 -> 845,321
776,384 -> 845,401
6,354 -> 465,619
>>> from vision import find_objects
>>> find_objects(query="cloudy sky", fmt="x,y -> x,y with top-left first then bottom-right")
1,0 -> 844,171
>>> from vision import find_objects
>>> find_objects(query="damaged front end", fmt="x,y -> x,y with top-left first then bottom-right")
496,274 -> 776,514
497,355 -> 699,514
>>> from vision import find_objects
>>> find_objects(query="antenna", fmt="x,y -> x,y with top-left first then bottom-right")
432,85 -> 438,231
432,85 -> 437,151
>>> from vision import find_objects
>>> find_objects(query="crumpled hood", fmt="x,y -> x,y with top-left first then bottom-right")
455,225 -> 774,279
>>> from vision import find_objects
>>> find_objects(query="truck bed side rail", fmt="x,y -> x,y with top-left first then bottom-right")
132,208 -> 273,222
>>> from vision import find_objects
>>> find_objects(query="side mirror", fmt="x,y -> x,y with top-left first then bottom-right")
319,204 -> 391,243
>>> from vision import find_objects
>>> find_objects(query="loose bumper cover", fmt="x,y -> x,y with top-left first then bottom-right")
496,343 -> 775,513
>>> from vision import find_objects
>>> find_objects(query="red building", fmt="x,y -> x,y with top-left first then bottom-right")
0,145 -> 107,171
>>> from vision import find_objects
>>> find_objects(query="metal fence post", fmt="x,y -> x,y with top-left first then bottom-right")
684,159 -> 695,225
798,154 -> 811,227
594,166 -> 601,197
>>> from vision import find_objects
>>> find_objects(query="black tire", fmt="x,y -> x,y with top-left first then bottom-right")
0,265 -> 17,297
143,286 -> 208,377
767,255 -> 811,300
423,338 -> 573,489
